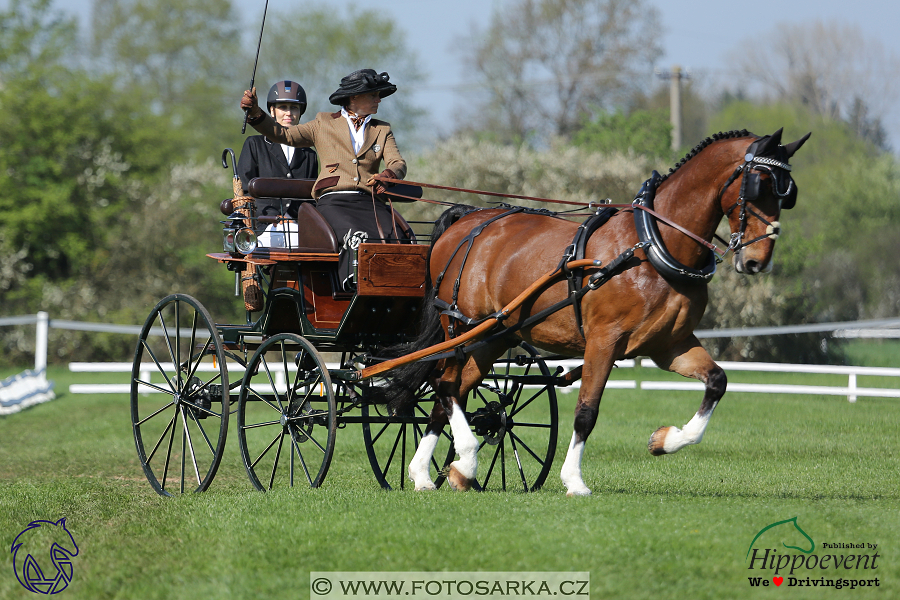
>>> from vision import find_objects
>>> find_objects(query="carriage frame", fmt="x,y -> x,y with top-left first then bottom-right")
129,169 -> 563,496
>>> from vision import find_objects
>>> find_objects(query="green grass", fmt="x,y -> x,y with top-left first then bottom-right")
1,365 -> 898,599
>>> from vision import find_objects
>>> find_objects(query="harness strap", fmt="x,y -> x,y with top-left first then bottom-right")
434,207 -> 524,337
426,245 -> 640,362
556,207 -> 617,338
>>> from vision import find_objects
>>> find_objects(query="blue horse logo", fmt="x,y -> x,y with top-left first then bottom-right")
11,518 -> 79,594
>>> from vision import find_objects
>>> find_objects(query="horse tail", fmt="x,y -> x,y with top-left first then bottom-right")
367,204 -> 477,413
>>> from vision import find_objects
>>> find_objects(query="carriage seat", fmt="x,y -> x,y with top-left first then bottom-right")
249,177 -> 315,200
257,202 -> 340,253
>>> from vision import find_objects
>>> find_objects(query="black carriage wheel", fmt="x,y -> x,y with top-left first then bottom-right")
361,383 -> 454,491
237,334 -> 336,490
442,342 -> 558,492
131,294 -> 229,496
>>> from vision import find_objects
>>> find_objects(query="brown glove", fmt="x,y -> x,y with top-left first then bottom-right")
366,169 -> 397,195
241,88 -> 264,121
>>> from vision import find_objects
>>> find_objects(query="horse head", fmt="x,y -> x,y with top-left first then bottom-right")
721,128 -> 811,274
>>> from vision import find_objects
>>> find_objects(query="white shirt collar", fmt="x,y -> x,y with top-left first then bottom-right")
341,108 -> 372,154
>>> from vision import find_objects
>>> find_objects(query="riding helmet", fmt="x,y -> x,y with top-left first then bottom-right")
266,80 -> 307,115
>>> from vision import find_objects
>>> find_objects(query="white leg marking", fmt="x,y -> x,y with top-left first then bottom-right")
560,432 -> 591,496
662,401 -> 719,454
408,431 -> 439,491
448,405 -> 478,481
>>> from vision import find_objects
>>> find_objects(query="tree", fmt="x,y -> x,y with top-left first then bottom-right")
728,19 -> 900,151
89,0 -> 242,158
572,108 -> 672,160
458,0 -> 662,143
255,4 -> 424,147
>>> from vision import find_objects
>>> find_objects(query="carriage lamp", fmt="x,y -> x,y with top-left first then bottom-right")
223,227 -> 236,252
234,227 -> 258,255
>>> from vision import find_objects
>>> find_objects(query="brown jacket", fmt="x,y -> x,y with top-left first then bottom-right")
250,111 -> 407,199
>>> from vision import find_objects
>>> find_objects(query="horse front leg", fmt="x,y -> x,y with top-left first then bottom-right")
559,345 -> 616,497
647,335 -> 727,455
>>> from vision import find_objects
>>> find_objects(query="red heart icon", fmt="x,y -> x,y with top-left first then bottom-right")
773,577 -> 783,586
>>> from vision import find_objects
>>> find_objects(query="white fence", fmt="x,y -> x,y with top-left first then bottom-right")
3,312 -> 900,404
67,358 -> 900,403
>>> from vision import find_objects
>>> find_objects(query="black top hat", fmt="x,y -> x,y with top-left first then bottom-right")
329,69 -> 397,105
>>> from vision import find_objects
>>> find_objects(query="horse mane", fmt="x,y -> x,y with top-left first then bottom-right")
656,129 -> 753,186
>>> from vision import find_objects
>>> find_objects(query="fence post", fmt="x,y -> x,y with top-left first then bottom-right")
848,373 -> 857,403
35,312 -> 49,380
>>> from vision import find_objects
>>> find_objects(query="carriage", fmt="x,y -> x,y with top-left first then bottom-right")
129,152 -> 561,496
131,128 -> 809,497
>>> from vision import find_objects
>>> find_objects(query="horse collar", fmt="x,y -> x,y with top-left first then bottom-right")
632,171 -> 718,283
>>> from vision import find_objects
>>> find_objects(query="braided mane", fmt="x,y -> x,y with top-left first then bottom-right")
655,129 -> 753,186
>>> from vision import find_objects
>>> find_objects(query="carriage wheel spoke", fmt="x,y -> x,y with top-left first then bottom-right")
136,400 -> 176,427
180,406 -> 202,486
250,429 -> 284,470
509,433 -> 528,491
189,412 -> 218,455
291,431 -> 314,486
481,442 -> 502,489
145,412 -> 177,463
160,409 -> 178,492
268,431 -> 285,490
140,339 -> 178,394
507,388 -> 546,418
509,430 -> 546,466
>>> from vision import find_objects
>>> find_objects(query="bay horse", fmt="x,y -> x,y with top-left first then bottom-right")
383,128 -> 810,495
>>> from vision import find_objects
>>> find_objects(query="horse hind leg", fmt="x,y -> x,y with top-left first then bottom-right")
647,336 -> 727,455
441,343 -> 511,491
408,401 -> 446,491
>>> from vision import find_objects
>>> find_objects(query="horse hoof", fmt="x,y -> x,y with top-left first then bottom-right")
414,482 -> 437,491
446,465 -> 474,491
648,426 -> 671,456
565,486 -> 592,497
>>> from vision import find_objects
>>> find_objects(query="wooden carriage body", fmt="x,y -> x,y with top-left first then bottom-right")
208,176 -> 429,351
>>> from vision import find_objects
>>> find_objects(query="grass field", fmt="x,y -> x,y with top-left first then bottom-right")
2,346 -> 899,599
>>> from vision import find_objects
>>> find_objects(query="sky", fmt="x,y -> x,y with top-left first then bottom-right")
17,0 -> 900,149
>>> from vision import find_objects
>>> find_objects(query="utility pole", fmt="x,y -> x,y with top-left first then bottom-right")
656,65 -> 688,151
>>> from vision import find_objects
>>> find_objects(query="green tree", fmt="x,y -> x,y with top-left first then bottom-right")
89,0 -> 242,159
0,0 -> 237,364
572,109 -> 672,160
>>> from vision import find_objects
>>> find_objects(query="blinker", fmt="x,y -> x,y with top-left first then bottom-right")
744,172 -> 761,201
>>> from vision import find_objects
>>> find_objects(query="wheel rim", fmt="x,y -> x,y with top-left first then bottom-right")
443,342 -> 558,492
237,334 -> 336,490
131,294 -> 229,496
361,383 -> 454,491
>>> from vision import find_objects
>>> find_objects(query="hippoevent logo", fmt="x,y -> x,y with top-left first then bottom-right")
746,517 -> 880,590
10,518 -> 80,594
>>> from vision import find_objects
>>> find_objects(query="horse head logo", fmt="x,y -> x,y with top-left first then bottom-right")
746,516 -> 815,559
11,518 -> 79,594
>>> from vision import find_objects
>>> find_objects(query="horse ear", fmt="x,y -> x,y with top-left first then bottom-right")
753,128 -> 783,156
783,132 -> 812,158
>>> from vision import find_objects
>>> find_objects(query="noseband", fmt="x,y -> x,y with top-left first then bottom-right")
720,146 -> 796,252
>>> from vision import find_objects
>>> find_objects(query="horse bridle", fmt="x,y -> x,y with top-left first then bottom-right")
719,146 -> 796,253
